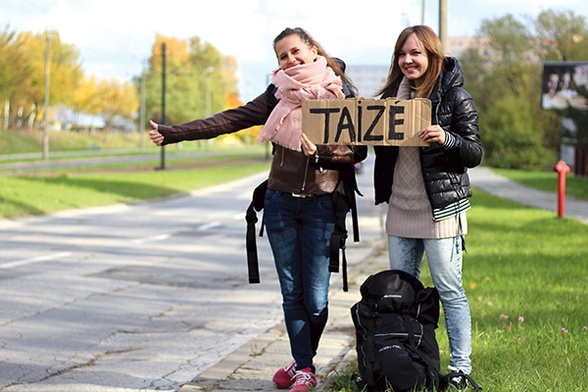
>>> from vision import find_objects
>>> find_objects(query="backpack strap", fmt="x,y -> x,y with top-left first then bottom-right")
328,165 -> 361,292
402,312 -> 441,389
245,180 -> 268,284
329,180 -> 349,291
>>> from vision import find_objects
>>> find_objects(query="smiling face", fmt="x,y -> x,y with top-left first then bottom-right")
274,34 -> 318,70
397,33 -> 429,87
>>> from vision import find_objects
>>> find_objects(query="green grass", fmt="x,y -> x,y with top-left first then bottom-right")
327,190 -> 588,392
0,129 -> 151,154
455,190 -> 587,391
0,154 -> 270,219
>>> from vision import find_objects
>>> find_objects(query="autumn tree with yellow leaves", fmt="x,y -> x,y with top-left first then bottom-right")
1,26 -> 250,140
144,34 -> 239,125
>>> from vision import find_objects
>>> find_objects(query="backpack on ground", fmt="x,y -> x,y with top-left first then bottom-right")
351,269 -> 442,392
351,269 -> 482,392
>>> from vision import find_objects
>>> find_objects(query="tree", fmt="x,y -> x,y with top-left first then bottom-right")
481,95 -> 555,169
0,26 -> 35,128
15,30 -> 83,126
1,26 -> 143,134
478,15 -> 536,98
457,13 -> 582,169
144,34 -> 238,127
534,9 -> 588,62
0,27 -> 31,108
94,78 -> 139,131
72,75 -> 100,116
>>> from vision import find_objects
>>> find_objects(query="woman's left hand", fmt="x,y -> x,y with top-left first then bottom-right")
301,133 -> 318,157
419,125 -> 446,145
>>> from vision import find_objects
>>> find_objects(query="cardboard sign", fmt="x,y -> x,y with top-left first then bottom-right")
302,98 -> 431,146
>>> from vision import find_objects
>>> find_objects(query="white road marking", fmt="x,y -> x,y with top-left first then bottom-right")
198,222 -> 222,231
0,252 -> 73,269
131,234 -> 171,244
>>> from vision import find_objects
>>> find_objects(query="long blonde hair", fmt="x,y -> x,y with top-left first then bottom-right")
377,25 -> 445,98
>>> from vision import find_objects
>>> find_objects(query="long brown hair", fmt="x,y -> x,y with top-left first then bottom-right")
273,27 -> 356,92
377,25 -> 445,98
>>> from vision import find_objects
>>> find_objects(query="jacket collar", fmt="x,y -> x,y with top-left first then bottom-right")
429,56 -> 464,104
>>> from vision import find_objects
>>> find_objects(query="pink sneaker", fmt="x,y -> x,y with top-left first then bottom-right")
289,368 -> 317,392
272,360 -> 296,389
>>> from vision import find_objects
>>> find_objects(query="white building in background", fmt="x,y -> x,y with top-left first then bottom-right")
346,65 -> 390,98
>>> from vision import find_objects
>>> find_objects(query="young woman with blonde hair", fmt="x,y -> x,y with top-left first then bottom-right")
373,25 -> 483,388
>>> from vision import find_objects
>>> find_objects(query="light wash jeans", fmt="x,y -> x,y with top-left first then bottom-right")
264,189 -> 335,373
388,235 -> 472,374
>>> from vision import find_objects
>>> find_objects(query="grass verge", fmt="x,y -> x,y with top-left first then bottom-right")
0,154 -> 270,219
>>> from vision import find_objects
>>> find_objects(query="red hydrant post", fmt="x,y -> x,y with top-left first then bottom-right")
554,160 -> 571,218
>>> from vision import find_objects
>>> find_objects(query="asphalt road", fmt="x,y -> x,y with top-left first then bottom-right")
0,171 -> 287,391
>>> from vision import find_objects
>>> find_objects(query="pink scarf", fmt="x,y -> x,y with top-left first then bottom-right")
257,56 -> 345,151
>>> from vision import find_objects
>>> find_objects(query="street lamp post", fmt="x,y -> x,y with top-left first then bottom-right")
205,67 -> 214,150
421,0 -> 426,24
439,0 -> 449,54
205,66 -> 215,117
139,60 -> 146,151
160,42 -> 166,170
42,30 -> 53,160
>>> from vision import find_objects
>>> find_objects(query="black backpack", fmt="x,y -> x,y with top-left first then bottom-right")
351,270 -> 482,392
351,269 -> 442,392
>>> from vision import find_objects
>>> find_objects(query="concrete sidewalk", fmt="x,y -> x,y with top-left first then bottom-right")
177,166 -> 588,392
468,166 -> 588,224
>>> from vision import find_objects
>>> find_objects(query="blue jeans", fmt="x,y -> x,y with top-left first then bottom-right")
388,235 -> 472,374
264,189 -> 335,373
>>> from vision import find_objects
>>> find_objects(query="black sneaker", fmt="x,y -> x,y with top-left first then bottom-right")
448,371 -> 469,390
447,371 -> 484,391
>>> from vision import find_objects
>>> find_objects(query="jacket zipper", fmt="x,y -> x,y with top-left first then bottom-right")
279,146 -> 285,167
301,157 -> 310,191
279,145 -> 310,192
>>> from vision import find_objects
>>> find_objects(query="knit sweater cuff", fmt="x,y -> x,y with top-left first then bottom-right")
443,131 -> 457,149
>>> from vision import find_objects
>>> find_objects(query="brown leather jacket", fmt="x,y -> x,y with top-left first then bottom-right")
157,85 -> 367,195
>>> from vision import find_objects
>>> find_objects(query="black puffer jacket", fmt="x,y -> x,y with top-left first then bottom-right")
373,57 -> 482,209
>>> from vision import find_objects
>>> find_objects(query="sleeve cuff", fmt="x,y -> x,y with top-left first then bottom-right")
443,131 -> 457,149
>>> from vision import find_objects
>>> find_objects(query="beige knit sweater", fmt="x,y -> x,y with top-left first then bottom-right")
385,77 -> 467,239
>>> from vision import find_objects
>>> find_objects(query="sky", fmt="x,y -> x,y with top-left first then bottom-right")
2,0 -> 587,102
